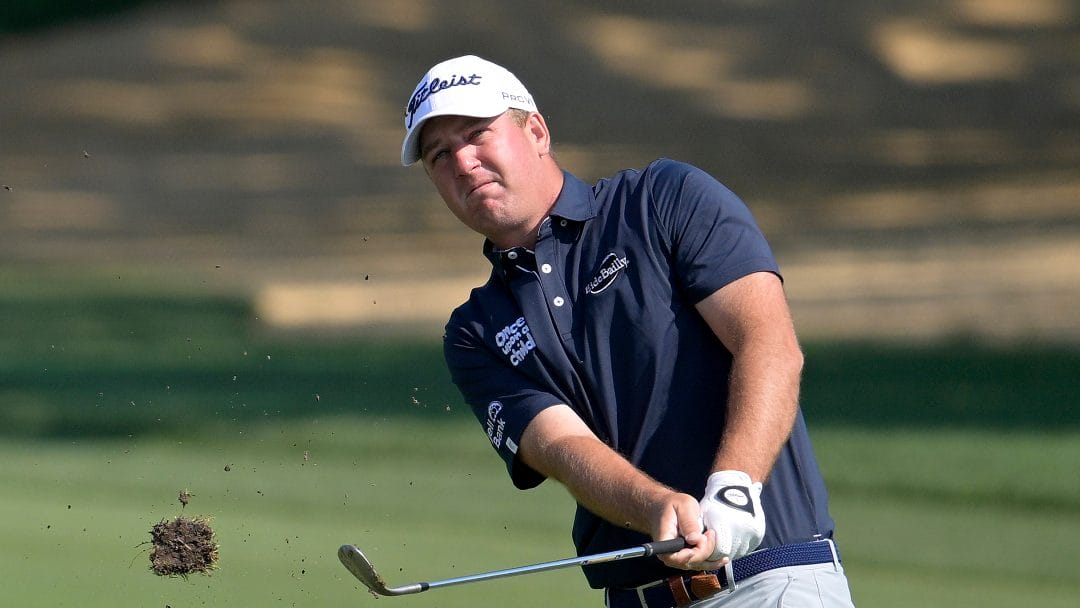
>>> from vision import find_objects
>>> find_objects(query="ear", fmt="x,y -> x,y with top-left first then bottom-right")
525,112 -> 552,156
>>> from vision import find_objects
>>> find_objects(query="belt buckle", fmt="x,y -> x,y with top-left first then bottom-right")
666,562 -> 736,607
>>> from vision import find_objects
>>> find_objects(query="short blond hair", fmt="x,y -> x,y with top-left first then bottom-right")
506,108 -> 531,127
506,109 -> 556,161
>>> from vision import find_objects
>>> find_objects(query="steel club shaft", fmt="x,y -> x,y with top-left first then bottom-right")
338,537 -> 686,596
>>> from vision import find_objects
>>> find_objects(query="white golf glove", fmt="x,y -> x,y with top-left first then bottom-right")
699,470 -> 765,561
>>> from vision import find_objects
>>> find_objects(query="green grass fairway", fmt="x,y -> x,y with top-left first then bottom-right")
2,422 -> 1078,607
0,418 -> 590,607
2,269 -> 1078,606
815,429 -> 1080,607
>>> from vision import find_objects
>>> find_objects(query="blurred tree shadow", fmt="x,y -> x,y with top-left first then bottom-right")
1,0 -> 163,34
2,292 -> 1076,439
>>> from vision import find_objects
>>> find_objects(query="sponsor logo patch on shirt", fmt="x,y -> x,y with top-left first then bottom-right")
485,400 -> 507,449
585,252 -> 630,295
495,315 -> 536,366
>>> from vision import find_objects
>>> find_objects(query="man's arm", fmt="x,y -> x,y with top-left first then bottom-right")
517,404 -> 721,570
694,271 -> 804,481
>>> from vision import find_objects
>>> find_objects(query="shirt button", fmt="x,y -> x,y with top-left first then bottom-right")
553,296 -> 565,307
506,251 -> 518,260
541,263 -> 552,274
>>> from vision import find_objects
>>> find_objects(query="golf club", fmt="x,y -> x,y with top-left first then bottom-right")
338,537 -> 687,596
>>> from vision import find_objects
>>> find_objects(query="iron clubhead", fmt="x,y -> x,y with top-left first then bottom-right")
338,544 -> 426,596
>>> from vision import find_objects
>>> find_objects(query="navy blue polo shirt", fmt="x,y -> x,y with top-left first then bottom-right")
443,159 -> 835,589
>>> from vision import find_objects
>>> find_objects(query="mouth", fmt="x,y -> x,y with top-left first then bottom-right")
466,183 -> 489,198
465,177 -> 498,199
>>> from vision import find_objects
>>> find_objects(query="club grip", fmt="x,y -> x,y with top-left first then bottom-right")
641,537 -> 687,557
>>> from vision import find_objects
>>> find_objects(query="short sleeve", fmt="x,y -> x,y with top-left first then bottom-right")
443,308 -> 563,489
646,160 -> 779,303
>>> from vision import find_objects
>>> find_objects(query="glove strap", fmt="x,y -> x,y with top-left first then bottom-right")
712,485 -> 756,516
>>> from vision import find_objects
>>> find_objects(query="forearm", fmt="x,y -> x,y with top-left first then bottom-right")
695,272 -> 805,482
518,405 -> 688,537
543,435 -> 673,533
712,337 -> 803,481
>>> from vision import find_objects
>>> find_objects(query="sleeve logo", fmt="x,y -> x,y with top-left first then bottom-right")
485,400 -> 506,449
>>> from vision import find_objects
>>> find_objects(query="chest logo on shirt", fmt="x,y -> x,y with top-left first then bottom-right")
495,316 -> 536,367
585,252 -> 630,295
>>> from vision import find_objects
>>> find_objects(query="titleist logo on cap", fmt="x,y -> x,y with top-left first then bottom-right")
400,55 -> 538,165
405,73 -> 484,128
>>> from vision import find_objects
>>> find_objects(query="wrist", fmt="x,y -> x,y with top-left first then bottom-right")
705,470 -> 754,491
624,483 -> 681,534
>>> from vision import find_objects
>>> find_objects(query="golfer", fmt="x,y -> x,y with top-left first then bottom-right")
402,54 -> 855,607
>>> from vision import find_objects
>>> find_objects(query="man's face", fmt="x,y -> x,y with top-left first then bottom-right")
418,111 -> 553,248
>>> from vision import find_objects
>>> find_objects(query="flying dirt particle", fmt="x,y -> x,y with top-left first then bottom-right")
178,490 -> 193,508
2,184 -> 11,191
224,464 -> 232,472
149,516 -> 219,577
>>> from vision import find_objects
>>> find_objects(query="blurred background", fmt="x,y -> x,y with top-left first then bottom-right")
1,1 -> 1078,606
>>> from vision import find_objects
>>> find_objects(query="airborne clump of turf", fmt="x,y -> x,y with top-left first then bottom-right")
149,516 -> 219,577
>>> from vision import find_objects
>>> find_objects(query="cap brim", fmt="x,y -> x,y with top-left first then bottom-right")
400,101 -> 522,166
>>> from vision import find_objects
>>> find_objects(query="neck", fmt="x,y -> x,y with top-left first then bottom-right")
490,166 -> 564,250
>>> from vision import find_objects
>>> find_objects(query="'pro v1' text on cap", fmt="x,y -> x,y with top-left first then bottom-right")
401,55 -> 537,166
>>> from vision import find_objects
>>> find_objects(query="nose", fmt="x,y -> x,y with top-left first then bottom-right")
452,146 -> 480,176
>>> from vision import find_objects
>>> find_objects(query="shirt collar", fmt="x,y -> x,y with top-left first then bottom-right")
483,239 -> 532,277
481,170 -> 597,275
549,170 -> 598,223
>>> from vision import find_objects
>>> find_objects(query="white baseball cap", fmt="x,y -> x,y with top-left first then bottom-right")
401,55 -> 538,166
